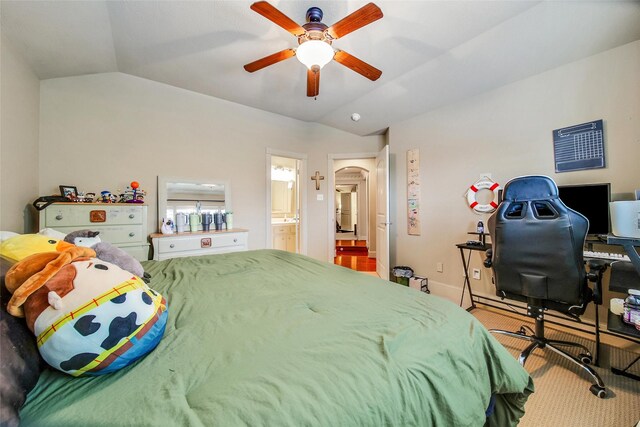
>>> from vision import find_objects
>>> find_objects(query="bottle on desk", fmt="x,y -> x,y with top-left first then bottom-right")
622,289 -> 640,330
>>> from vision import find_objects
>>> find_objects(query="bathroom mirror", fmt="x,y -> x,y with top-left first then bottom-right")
157,176 -> 231,229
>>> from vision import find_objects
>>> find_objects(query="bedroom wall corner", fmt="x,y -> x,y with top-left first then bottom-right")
0,33 -> 40,233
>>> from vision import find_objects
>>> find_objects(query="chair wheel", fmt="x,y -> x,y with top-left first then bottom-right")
589,385 -> 606,398
579,354 -> 592,364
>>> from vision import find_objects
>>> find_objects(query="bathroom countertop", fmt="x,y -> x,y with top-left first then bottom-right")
271,220 -> 298,225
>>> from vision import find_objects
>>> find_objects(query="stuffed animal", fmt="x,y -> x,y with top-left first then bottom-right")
160,218 -> 174,235
5,247 -> 168,376
64,230 -> 148,281
0,234 -> 75,262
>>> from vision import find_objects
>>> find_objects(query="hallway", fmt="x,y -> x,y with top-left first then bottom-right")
333,240 -> 376,272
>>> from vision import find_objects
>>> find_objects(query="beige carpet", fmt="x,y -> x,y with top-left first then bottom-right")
473,308 -> 640,427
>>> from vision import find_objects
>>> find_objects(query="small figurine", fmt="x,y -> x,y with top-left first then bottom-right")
100,191 -> 112,203
128,181 -> 145,203
161,218 -> 174,235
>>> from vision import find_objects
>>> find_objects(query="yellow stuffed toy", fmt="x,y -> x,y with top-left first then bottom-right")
0,234 -> 74,262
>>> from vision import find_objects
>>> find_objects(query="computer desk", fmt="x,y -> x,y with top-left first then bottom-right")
463,234 -> 640,375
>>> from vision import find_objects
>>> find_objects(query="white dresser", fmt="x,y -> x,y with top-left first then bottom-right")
39,203 -> 149,261
150,229 -> 249,261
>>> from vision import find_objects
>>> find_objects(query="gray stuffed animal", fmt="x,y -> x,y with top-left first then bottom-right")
64,230 -> 150,282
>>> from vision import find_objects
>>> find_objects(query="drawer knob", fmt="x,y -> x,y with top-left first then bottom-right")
55,214 -> 63,220
233,238 -> 238,243
129,232 -> 135,237
170,244 -> 175,248
129,214 -> 135,219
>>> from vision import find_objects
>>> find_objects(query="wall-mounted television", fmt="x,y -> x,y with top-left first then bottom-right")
557,183 -> 611,236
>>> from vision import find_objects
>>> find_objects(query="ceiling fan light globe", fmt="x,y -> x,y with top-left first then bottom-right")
296,40 -> 334,69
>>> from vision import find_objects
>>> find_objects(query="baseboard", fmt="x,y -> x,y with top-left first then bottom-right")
368,250 -> 376,258
425,279 -> 466,306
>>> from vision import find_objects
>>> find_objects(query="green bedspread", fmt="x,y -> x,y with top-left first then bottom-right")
20,250 -> 533,426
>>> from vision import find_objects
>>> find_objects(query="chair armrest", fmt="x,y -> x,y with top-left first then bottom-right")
586,260 -> 607,305
483,248 -> 493,268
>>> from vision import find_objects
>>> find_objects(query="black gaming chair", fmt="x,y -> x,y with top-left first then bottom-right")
484,175 -> 608,398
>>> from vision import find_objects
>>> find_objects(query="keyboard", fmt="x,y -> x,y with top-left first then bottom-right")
583,250 -> 631,262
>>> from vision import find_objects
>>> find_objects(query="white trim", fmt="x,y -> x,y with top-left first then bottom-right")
266,149 -> 308,255
327,152 -> 378,263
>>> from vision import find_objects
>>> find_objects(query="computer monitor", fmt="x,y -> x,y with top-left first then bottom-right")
557,183 -> 611,236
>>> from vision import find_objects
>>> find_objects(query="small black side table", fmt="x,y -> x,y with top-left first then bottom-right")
456,241 -> 491,311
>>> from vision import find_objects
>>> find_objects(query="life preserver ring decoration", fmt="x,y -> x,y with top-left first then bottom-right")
466,178 -> 500,213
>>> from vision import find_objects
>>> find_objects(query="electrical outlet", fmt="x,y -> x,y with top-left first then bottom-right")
317,194 -> 324,201
472,268 -> 481,280
436,262 -> 443,273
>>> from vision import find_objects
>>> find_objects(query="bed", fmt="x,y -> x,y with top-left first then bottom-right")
5,249 -> 533,426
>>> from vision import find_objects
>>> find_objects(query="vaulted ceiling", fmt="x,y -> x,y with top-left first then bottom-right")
2,1 -> 639,136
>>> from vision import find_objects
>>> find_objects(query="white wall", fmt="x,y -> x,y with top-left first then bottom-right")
38,72 -> 383,260
389,40 -> 640,322
0,34 -> 40,233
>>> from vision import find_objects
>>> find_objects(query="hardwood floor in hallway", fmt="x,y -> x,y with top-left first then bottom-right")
334,240 -> 377,272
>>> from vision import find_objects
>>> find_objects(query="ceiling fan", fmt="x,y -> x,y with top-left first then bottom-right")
243,1 -> 383,97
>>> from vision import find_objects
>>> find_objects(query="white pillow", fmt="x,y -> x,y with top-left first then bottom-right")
37,228 -> 67,240
0,231 -> 19,242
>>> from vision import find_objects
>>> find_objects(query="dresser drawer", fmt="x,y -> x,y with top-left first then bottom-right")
158,232 -> 247,253
44,204 -> 144,226
52,225 -> 145,245
151,230 -> 249,260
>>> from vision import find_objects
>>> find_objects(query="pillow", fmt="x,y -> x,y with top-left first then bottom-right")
0,234 -> 74,262
0,231 -> 19,243
1,257 -> 43,427
6,251 -> 168,376
37,228 -> 67,240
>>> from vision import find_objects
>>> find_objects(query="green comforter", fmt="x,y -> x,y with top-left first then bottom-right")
20,250 -> 533,426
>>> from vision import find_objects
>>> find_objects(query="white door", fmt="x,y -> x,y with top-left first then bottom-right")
376,145 -> 390,280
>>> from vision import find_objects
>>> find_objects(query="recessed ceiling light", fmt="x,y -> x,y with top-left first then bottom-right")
351,113 -> 361,122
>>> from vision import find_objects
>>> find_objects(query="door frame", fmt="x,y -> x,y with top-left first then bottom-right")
375,145 -> 390,281
266,148 -> 308,254
327,152 -> 378,262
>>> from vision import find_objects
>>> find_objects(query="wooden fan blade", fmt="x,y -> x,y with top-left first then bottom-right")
334,50 -> 382,81
307,67 -> 320,97
244,48 -> 295,72
250,1 -> 306,37
326,3 -> 383,39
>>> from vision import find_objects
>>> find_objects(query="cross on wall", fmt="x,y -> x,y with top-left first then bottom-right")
311,171 -> 324,190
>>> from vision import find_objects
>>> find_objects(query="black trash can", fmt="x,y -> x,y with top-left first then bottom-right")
392,266 -> 413,286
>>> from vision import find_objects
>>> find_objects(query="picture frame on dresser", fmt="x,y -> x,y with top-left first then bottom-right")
59,185 -> 78,198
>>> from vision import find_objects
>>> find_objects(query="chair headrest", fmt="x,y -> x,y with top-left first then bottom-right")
503,175 -> 558,202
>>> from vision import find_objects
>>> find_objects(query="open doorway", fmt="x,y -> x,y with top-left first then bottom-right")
335,184 -> 358,239
332,162 -> 376,273
267,151 -> 306,254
